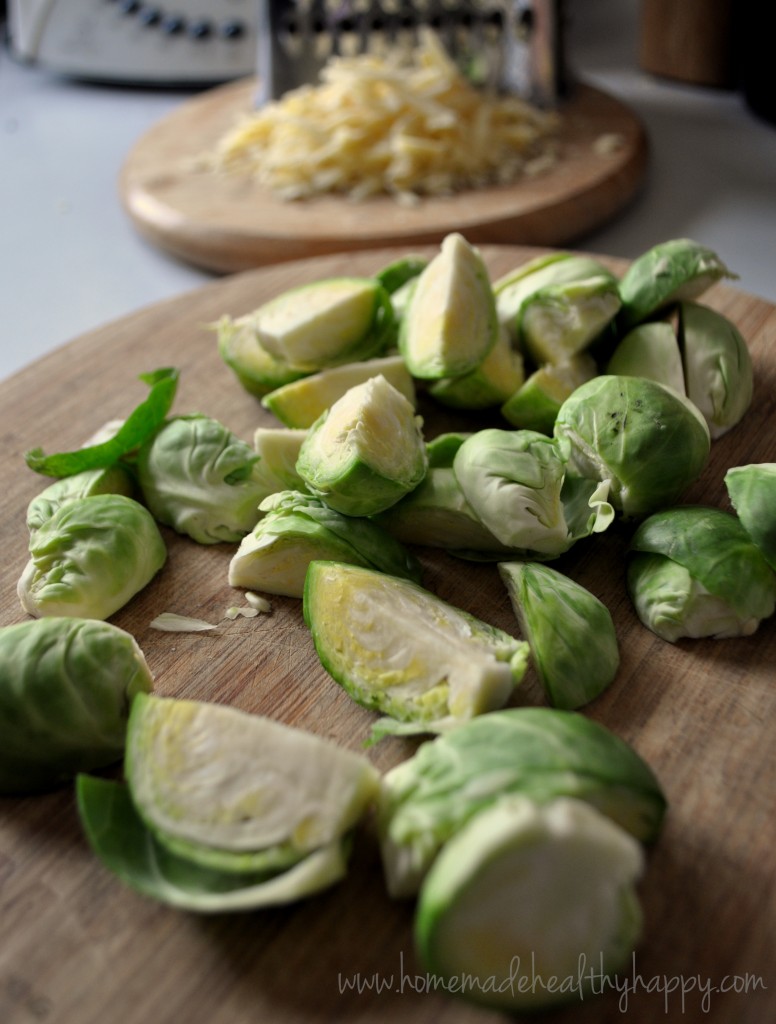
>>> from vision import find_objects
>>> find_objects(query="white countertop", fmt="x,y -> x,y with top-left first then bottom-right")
2,0 -> 776,383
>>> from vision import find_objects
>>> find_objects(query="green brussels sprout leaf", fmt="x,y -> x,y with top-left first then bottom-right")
725,463 -> 776,571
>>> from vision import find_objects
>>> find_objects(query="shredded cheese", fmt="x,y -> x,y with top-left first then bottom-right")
207,30 -> 560,203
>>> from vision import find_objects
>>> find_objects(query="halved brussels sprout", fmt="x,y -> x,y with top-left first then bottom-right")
428,326 -> 525,410
679,301 -> 753,438
725,463 -> 776,570
617,238 -> 736,332
77,774 -> 350,913
303,561 -> 529,738
252,276 -> 395,371
295,374 -> 428,517
377,706 -> 665,898
500,354 -> 598,434
605,320 -> 686,396
125,694 -> 379,859
414,797 -> 644,1012
26,464 -> 136,533
627,505 -> 776,641
518,274 -> 622,366
553,375 -> 710,520
399,233 -> 498,379
452,429 -> 613,557
499,561 -> 619,709
0,617 -> 153,794
17,494 -> 166,620
262,354 -> 416,428
228,489 -> 422,598
136,414 -> 268,544
216,313 -> 310,397
493,252 -> 616,339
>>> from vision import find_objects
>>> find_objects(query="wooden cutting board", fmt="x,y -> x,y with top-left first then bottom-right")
1,245 -> 774,1024
119,79 -> 648,273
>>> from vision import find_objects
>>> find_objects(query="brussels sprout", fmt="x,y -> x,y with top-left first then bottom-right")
425,432 -> 472,468
553,375 -> 710,520
427,326 -> 525,410
228,489 -> 422,598
499,562 -> 619,709
725,463 -> 776,570
216,313 -> 310,397
26,464 -> 136,533
373,254 -> 428,295
303,561 -> 529,738
617,238 -> 737,332
77,775 -> 351,912
627,506 -> 776,641
124,694 -> 379,861
399,233 -> 498,379
295,374 -> 428,517
605,320 -> 686,396
252,427 -> 309,495
493,252 -> 616,339
452,429 -> 614,557
17,494 -> 166,620
377,706 -> 666,897
252,276 -> 395,371
262,354 -> 416,428
136,414 -> 268,544
500,354 -> 598,434
373,467 -> 513,556
679,301 -> 753,438
0,617 -> 153,794
518,274 -> 622,366
414,797 -> 644,1011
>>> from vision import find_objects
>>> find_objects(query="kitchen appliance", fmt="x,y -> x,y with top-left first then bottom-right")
7,0 -> 259,85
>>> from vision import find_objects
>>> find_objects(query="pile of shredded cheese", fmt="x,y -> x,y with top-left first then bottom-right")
207,30 -> 561,204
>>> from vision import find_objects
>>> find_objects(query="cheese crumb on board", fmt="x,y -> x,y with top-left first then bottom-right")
206,30 -> 561,203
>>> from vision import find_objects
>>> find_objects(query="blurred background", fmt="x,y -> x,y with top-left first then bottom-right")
2,0 -> 775,380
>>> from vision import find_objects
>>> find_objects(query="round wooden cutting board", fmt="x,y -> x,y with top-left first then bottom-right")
1,245 -> 774,1024
119,78 -> 648,273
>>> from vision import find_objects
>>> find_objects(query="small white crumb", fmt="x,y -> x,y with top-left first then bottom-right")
593,132 -> 625,156
225,605 -> 260,620
150,612 -> 219,632
245,591 -> 272,613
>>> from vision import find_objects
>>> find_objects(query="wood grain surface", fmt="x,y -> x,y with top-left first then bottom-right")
119,80 -> 648,273
1,245 -> 774,1024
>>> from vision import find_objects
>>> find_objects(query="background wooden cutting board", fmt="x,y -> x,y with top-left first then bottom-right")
1,245 -> 774,1024
119,80 -> 648,273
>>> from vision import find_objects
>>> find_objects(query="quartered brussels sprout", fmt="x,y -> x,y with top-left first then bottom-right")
605,320 -> 686,396
399,233 -> 498,379
499,561 -> 619,709
76,693 -> 379,911
17,494 -> 166,620
554,375 -> 711,520
679,301 -> 753,438
452,429 -> 614,557
377,706 -> 665,898
493,252 -> 616,339
617,238 -> 736,332
725,463 -> 776,570
26,463 -> 136,533
414,796 -> 644,1012
262,354 -> 416,428
228,489 -> 422,598
252,427 -> 309,495
0,617 -> 153,794
627,505 -> 776,641
295,374 -> 428,517
518,274 -> 622,366
251,276 -> 395,371
216,313 -> 310,397
373,467 -> 514,557
136,414 -> 268,544
500,353 -> 598,434
303,561 -> 529,739
427,326 -> 525,410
